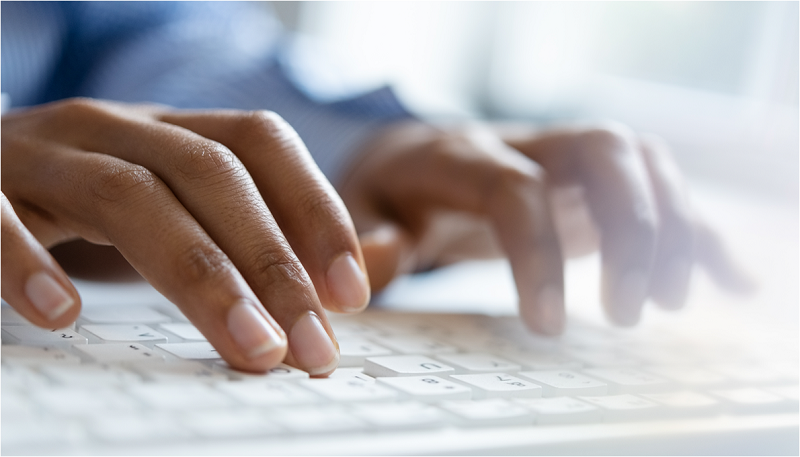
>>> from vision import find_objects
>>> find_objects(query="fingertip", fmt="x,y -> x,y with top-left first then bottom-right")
23,270 -> 82,327
226,299 -> 288,370
650,256 -> 692,311
286,311 -> 339,377
326,253 -> 370,313
520,285 -> 565,336
603,268 -> 647,327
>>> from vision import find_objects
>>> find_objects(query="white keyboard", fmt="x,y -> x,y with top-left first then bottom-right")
2,304 -> 798,455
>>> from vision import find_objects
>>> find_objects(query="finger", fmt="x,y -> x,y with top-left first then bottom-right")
380,128 -> 565,335
159,109 -> 370,314
639,134 -> 695,309
60,103 -> 340,375
695,220 -> 758,294
528,126 -> 659,326
26,148 -> 288,373
1,194 -> 81,328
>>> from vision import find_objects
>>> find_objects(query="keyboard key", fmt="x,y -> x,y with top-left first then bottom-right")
132,361 -> 226,383
518,370 -> 607,397
327,319 -> 382,339
328,367 -> 376,382
641,391 -> 720,417
338,339 -> 393,367
436,353 -> 521,373
505,350 -> 583,371
32,386 -> 140,417
364,355 -> 454,377
710,388 -> 795,414
272,406 -> 367,434
158,323 -> 207,342
2,345 -> 80,366
182,409 -> 283,439
566,349 -> 638,367
582,368 -> 671,394
371,334 -> 459,355
351,401 -> 447,429
2,326 -> 87,348
90,412 -> 190,443
73,343 -> 164,365
711,364 -> 791,385
449,373 -> 542,399
300,377 -> 399,402
646,365 -> 729,387
439,398 -> 533,426
78,307 -> 171,325
127,383 -> 233,410
514,397 -> 602,424
579,394 -> 663,421
1,365 -> 50,390
40,364 -> 142,387
155,342 -> 220,360
79,324 -> 168,347
1,307 -> 34,325
378,375 -> 472,402
216,362 -> 309,381
218,380 -> 320,406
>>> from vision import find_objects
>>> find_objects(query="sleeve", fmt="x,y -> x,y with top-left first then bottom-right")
72,2 -> 415,186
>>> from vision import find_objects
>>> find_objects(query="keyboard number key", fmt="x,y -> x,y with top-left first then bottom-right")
450,373 -> 542,399
378,375 -> 472,402
518,370 -> 607,397
364,355 -> 454,377
2,326 -> 87,349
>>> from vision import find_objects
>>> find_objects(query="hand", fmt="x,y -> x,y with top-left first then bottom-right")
339,121 -> 753,334
1,98 -> 371,375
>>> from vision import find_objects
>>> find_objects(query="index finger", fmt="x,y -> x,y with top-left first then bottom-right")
363,126 -> 566,335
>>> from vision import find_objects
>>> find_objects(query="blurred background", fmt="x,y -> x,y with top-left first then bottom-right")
270,1 -> 798,205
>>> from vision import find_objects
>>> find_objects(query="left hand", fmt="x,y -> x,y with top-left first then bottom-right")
339,121 -> 753,335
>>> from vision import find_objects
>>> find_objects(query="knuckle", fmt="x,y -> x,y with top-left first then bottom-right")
239,110 -> 292,141
237,110 -> 305,157
490,162 -> 544,196
56,97 -> 107,118
484,162 -> 547,213
174,243 -> 232,286
250,248 -> 309,292
578,123 -> 637,155
88,162 -> 161,206
295,188 -> 338,223
171,140 -> 244,184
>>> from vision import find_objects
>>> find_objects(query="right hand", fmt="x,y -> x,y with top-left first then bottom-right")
1,98 -> 371,375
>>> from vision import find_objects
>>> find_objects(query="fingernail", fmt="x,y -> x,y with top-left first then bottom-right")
227,300 -> 285,359
289,311 -> 339,376
25,272 -> 74,320
327,253 -> 369,312
615,270 -> 648,325
537,285 -> 565,335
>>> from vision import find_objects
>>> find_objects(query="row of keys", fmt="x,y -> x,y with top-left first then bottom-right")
6,381 -> 798,451
4,305 -> 797,380
4,340 -> 797,398
4,354 -> 797,414
8,305 -> 787,371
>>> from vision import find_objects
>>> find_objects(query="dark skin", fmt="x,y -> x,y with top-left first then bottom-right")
2,99 -> 753,374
